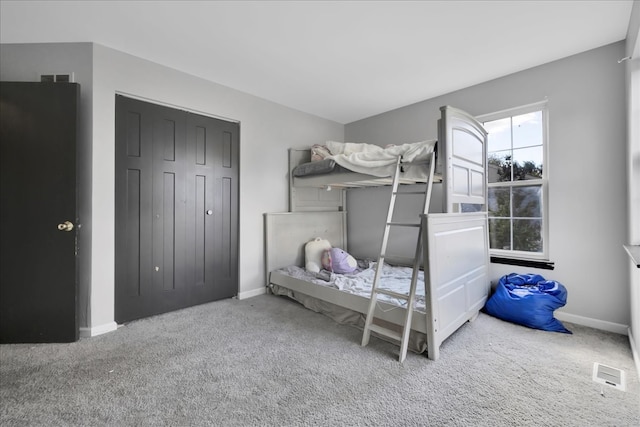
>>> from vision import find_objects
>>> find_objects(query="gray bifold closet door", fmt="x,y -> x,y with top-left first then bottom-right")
115,95 -> 238,323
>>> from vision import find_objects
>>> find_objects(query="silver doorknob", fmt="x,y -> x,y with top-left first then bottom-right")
57,221 -> 74,232
206,210 -> 213,216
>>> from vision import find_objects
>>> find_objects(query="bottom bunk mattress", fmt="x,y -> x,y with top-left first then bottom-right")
268,262 -> 431,355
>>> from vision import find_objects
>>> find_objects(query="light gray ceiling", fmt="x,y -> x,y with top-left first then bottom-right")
0,1 -> 634,123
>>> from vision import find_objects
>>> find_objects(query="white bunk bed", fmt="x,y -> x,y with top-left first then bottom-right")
264,106 -> 490,361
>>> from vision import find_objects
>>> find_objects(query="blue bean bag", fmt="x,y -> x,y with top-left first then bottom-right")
484,273 -> 571,334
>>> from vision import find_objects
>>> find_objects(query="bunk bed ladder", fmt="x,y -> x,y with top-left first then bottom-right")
361,151 -> 436,362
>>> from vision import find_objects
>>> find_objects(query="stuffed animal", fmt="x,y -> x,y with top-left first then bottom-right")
321,247 -> 357,274
310,144 -> 332,162
305,237 -> 332,273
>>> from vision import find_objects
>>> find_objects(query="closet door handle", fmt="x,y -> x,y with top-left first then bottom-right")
206,210 -> 213,216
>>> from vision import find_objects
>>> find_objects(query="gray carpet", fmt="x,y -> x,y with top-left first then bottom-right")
1,294 -> 638,426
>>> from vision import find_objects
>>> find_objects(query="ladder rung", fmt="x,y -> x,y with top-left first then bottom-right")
393,191 -> 426,195
368,324 -> 402,342
400,159 -> 431,166
376,288 -> 410,300
381,255 -> 417,266
387,222 -> 420,227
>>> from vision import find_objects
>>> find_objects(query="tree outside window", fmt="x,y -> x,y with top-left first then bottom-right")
482,106 -> 548,259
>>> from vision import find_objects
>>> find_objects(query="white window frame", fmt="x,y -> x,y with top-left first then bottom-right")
477,101 -> 550,261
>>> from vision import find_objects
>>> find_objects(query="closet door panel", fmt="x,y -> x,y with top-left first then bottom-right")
186,116 -> 217,304
194,174 -> 207,285
212,125 -> 239,300
186,114 -> 238,303
150,108 -> 187,311
125,168 -> 142,297
220,176 -> 233,278
116,97 -> 154,322
116,97 -> 188,322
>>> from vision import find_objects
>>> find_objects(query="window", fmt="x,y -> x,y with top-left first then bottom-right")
478,102 -> 549,261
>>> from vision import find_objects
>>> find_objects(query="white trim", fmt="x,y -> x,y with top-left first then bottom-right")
629,327 -> 640,383
237,286 -> 266,300
554,312 -> 628,335
79,321 -> 118,338
479,102 -> 550,260
476,99 -> 549,122
114,90 -> 240,124
632,18 -> 640,60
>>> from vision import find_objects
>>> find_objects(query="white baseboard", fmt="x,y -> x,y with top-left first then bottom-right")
237,286 -> 267,300
629,327 -> 640,382
78,290 -> 269,337
555,312 -> 629,335
79,321 -> 118,338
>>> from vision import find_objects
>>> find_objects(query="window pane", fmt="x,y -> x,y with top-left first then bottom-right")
513,185 -> 542,217
488,152 -> 512,183
513,219 -> 542,252
488,187 -> 510,217
512,146 -> 543,180
484,117 -> 511,152
461,203 -> 482,213
512,111 -> 542,149
489,218 -> 511,250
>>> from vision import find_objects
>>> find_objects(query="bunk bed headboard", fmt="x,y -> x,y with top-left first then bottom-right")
263,211 -> 347,284
438,106 -> 489,213
288,149 -> 346,212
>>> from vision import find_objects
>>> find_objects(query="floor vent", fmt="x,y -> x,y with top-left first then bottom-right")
592,362 -> 626,391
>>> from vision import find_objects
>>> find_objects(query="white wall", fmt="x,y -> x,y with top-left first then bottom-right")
1,42 -> 344,334
346,42 -> 630,333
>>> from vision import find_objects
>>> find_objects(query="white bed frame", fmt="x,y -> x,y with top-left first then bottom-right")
264,106 -> 490,361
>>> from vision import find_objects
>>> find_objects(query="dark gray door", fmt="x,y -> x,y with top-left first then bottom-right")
185,112 -> 239,304
0,82 -> 79,343
115,96 -> 238,323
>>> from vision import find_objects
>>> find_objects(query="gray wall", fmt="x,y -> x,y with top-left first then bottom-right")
346,42 -> 630,332
1,42 -> 344,334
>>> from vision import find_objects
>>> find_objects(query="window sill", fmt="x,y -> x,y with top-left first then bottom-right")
490,256 -> 555,270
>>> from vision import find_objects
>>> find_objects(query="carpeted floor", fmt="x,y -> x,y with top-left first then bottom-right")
1,294 -> 638,426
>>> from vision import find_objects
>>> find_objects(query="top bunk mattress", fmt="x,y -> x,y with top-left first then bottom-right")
291,140 -> 438,187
